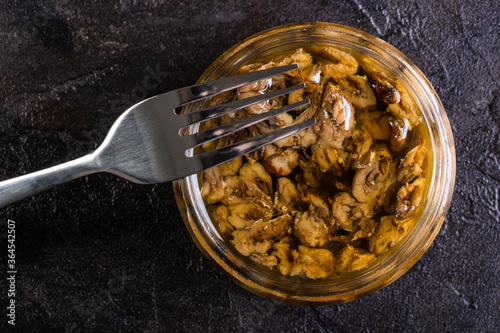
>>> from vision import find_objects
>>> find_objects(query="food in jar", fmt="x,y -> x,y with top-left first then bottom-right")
200,46 -> 429,279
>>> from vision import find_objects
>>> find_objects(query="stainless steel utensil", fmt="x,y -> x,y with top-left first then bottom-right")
0,64 -> 314,207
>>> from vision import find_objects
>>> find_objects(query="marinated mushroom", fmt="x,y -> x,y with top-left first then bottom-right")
227,202 -> 272,229
396,176 -> 426,220
330,192 -> 371,232
239,162 -> 273,196
276,48 -> 314,75
290,245 -> 335,279
262,144 -> 299,176
249,253 -> 278,269
223,175 -> 272,207
294,211 -> 330,247
398,139 -> 426,184
271,236 -> 294,275
231,214 -> 292,256
337,75 -> 377,109
351,145 -> 396,205
274,177 -> 299,212
311,144 -> 345,174
389,117 -> 410,153
314,81 -> 355,149
335,245 -> 376,272
314,46 -> 359,79
356,109 -> 391,141
201,167 -> 225,204
369,215 -> 405,255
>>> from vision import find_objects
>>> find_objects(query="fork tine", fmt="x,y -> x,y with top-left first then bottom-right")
173,64 -> 299,106
176,83 -> 306,127
185,99 -> 311,149
190,119 -> 316,171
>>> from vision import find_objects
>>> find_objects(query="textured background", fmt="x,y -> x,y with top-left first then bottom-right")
0,0 -> 499,332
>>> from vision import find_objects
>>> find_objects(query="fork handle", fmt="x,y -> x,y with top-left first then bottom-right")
0,154 -> 99,207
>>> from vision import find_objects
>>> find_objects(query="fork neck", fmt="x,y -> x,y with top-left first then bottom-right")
0,153 -> 99,207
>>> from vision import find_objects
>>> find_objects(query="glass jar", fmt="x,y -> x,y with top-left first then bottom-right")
173,22 -> 456,305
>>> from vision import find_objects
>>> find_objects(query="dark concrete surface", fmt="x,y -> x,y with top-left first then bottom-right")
0,0 -> 498,332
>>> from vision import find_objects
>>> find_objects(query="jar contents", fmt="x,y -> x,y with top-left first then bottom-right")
200,47 -> 429,279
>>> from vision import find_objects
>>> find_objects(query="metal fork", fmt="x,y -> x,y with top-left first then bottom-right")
0,64 -> 314,207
